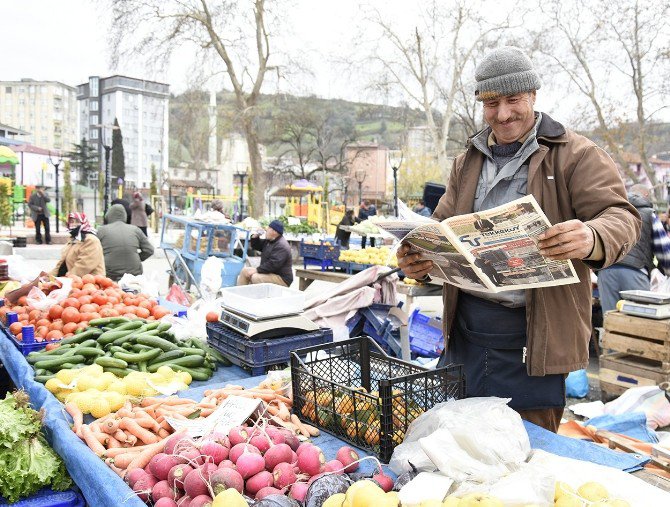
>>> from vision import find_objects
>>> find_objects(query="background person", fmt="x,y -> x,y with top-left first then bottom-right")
358,200 -> 376,248
397,45 -> 639,432
130,192 -> 149,236
335,209 -> 360,249
28,186 -> 51,244
52,212 -> 105,277
110,197 -> 132,224
237,220 -> 293,287
97,204 -> 155,281
413,199 -> 432,217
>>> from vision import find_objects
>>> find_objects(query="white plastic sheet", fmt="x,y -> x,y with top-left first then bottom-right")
25,277 -> 72,311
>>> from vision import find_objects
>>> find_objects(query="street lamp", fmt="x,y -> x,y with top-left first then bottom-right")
234,167 -> 248,221
94,124 -> 120,214
390,151 -> 403,218
354,170 -> 366,205
48,152 -> 63,233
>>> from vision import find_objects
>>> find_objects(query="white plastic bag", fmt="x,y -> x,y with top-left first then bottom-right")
118,273 -> 160,298
200,257 -> 224,298
25,277 -> 73,311
604,386 -> 670,429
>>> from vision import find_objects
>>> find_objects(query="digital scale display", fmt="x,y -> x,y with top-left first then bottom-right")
622,304 -> 658,316
619,301 -> 670,319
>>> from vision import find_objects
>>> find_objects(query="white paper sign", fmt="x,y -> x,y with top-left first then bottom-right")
165,395 -> 262,438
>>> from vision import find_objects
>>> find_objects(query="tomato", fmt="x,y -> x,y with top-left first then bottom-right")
49,321 -> 63,332
45,342 -> 61,351
78,295 -> 93,306
83,283 -> 97,293
17,296 -> 28,306
122,313 -> 137,319
36,326 -> 49,338
15,332 -> 22,341
9,322 -> 22,336
61,307 -> 81,324
92,294 -> 108,306
28,309 -> 42,322
46,330 -> 63,341
62,322 -> 78,334
99,308 -> 119,318
89,312 -> 101,321
124,306 -> 137,315
206,311 -> 219,323
79,303 -> 97,313
152,305 -> 171,319
135,307 -> 151,319
81,274 -> 95,285
48,305 -> 64,320
77,322 -> 88,330
35,318 -> 51,328
138,300 -> 153,310
62,298 -> 80,309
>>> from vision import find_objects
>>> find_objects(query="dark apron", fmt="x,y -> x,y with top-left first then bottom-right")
438,292 -> 565,411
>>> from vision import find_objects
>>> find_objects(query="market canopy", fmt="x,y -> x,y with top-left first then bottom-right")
269,179 -> 323,197
0,146 -> 19,165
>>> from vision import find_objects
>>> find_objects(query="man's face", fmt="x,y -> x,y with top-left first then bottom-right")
266,227 -> 279,241
482,92 -> 536,145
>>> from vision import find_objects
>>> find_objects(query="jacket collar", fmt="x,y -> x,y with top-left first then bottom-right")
466,111 -> 567,148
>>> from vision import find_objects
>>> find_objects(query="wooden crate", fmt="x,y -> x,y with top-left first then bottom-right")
602,311 -> 670,369
599,352 -> 670,399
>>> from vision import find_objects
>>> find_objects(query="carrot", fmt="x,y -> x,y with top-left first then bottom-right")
291,414 -> 312,438
200,408 -> 215,417
277,401 -> 291,421
65,402 -> 83,436
133,415 -> 161,433
114,429 -> 128,442
301,422 -> 320,437
113,452 -> 142,470
158,428 -> 170,439
106,436 -> 123,448
119,417 -> 159,444
158,419 -> 171,431
101,418 -> 120,435
124,441 -> 165,474
103,445 -> 146,458
116,406 -> 133,418
125,434 -> 138,447
105,459 -> 125,477
81,424 -> 106,456
265,404 -> 281,418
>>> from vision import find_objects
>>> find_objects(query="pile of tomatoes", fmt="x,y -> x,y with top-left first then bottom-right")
0,274 -> 172,343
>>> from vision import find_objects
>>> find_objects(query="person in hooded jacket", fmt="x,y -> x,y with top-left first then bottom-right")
97,204 -> 155,281
52,212 -> 105,277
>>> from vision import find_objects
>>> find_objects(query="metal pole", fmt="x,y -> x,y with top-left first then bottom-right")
168,185 -> 172,214
55,160 -> 61,233
358,181 -> 362,204
103,145 -> 112,213
393,165 -> 399,218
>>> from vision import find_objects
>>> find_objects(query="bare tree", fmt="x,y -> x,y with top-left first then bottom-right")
108,0 -> 281,216
537,0 -> 670,198
170,89 -> 212,179
359,0 -> 514,181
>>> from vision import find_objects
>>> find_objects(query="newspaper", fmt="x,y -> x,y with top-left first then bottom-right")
373,195 -> 579,292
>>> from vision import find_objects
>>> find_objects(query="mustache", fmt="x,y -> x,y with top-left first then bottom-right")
493,117 -> 522,124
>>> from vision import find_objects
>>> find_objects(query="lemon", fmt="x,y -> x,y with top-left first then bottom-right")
176,371 -> 192,385
157,365 -> 177,379
56,369 -> 78,385
75,374 -> 96,392
45,378 -> 67,394
90,398 -> 112,419
124,376 -> 149,397
323,493 -> 346,507
72,393 -> 93,414
102,391 -> 126,411
83,364 -> 104,376
107,380 -> 127,395
55,391 -> 69,403
212,489 -> 247,507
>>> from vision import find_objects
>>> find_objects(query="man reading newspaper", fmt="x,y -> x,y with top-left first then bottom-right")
397,46 -> 640,432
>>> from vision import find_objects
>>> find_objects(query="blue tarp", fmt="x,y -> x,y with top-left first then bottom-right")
587,412 -> 659,444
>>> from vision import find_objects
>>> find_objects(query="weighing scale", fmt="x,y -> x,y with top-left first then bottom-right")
617,290 -> 670,320
219,306 -> 318,339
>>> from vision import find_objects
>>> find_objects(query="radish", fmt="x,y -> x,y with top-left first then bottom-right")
290,450 -> 298,465
133,474 -> 158,502
289,482 -> 309,503
150,453 -> 183,481
229,442 -> 261,464
325,460 -> 345,474
180,447 -> 205,466
263,443 -> 293,471
218,459 -> 235,470
168,464 -> 193,490
189,495 -> 213,507
200,441 -> 228,465
336,446 -> 360,473
272,462 -> 297,489
204,431 -> 229,447
183,465 -> 215,498
154,498 -> 178,507
373,470 -> 394,492
164,434 -> 192,455
152,480 -> 178,502
250,434 -> 272,454
228,425 -> 249,447
297,445 -> 326,476
126,468 -> 147,488
245,470 -> 274,496
177,495 -> 191,507
268,430 -> 286,445
209,468 -> 244,495
237,452 -> 266,479
296,443 -> 314,456
255,486 -> 282,500
281,432 -> 300,452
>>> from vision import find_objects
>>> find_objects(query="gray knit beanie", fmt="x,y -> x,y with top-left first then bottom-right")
475,46 -> 541,101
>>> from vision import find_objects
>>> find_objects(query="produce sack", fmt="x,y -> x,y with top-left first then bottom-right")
24,277 -> 72,311
118,273 -> 160,298
200,256 -> 223,298
566,369 -> 589,398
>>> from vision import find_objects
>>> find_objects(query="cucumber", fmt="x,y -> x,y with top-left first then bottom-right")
170,365 -> 213,382
35,374 -> 56,383
75,347 -> 106,359
136,336 -> 180,352
178,347 -> 206,356
109,320 -> 145,332
132,344 -> 155,352
59,328 -> 103,346
34,354 -> 86,371
94,356 -> 128,369
103,367 -> 133,377
147,354 -> 205,372
142,322 -> 161,331
138,361 -> 147,373
98,329 -> 139,346
112,348 -> 161,363
148,349 -> 185,364
156,322 -> 172,333
78,339 -> 98,348
108,345 -> 128,354
192,341 -> 228,365
88,317 -> 131,327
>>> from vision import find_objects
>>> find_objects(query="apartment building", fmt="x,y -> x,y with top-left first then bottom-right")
77,75 -> 169,189
0,79 -> 77,151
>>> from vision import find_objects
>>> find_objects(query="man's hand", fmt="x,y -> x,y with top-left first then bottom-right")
538,220 -> 594,260
241,267 -> 257,277
397,243 -> 433,280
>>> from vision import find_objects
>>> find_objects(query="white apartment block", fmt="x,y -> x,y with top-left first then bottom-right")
0,79 -> 77,151
77,76 -> 169,189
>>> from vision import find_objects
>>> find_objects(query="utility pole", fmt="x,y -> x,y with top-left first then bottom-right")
235,168 -> 248,220
48,152 -> 63,232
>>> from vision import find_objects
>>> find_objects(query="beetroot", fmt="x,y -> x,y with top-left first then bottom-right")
336,446 -> 360,473
256,486 -> 282,500
263,443 -> 293,471
154,498 -> 178,507
273,462 -> 297,489
209,468 -> 244,495
125,468 -> 147,488
133,474 -> 158,502
245,470 -> 274,496
183,466 -> 213,498
297,445 -> 326,476
307,473 -> 325,486
189,495 -> 213,507
200,441 -> 229,465
228,425 -> 249,447
325,460 -> 345,474
168,464 -> 193,490
229,442 -> 261,464
373,470 -> 394,492
152,480 -> 178,503
237,452 -> 266,479
289,482 -> 309,503
250,434 -> 272,454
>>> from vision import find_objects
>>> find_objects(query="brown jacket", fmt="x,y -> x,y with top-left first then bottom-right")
433,113 -> 640,376
52,234 -> 106,278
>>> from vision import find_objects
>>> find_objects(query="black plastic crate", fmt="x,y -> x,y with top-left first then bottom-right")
207,322 -> 333,376
290,337 -> 464,462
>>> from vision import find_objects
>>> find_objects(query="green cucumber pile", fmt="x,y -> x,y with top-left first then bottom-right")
27,317 -> 230,383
